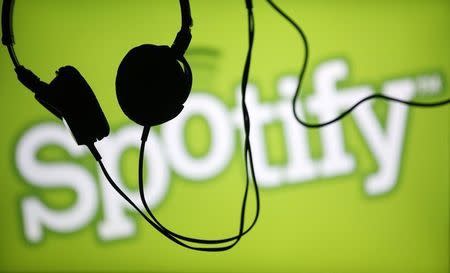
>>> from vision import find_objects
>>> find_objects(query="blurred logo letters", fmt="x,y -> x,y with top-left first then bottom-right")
15,58 -> 443,243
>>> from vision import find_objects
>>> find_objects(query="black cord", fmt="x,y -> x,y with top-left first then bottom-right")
90,1 -> 259,251
136,2 -> 260,249
95,154 -> 242,251
266,0 -> 450,129
137,130 -> 246,244
90,142 -> 243,251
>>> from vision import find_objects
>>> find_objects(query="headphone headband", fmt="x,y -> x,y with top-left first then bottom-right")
179,0 -> 193,30
1,0 -> 14,46
1,0 -> 192,67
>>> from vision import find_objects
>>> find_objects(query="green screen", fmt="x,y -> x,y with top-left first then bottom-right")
0,0 -> 448,272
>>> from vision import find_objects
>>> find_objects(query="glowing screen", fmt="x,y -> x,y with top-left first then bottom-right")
0,0 -> 448,272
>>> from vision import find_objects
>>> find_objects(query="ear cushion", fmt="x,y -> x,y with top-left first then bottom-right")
35,66 -> 110,145
116,44 -> 192,126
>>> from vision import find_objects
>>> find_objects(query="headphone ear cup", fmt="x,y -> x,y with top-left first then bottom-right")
178,55 -> 192,104
35,66 -> 110,145
115,44 -> 191,127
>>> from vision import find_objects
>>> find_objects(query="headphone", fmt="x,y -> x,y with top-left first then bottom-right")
2,0 -> 449,252
1,0 -> 260,252
2,0 -> 193,144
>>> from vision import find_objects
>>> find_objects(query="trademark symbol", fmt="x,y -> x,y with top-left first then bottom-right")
415,74 -> 442,96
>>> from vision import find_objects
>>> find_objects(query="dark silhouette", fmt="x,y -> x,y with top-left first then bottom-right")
1,0 -> 260,252
116,44 -> 191,127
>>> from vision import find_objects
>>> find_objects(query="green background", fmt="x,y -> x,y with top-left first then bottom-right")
0,0 -> 448,272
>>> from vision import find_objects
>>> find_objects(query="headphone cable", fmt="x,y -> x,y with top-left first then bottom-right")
88,1 -> 260,251
266,0 -> 449,129
136,122 -> 259,244
138,1 -> 260,248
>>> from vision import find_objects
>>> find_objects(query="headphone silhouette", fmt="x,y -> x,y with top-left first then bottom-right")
2,0 -> 448,252
2,0 -> 259,252
2,0 -> 193,144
